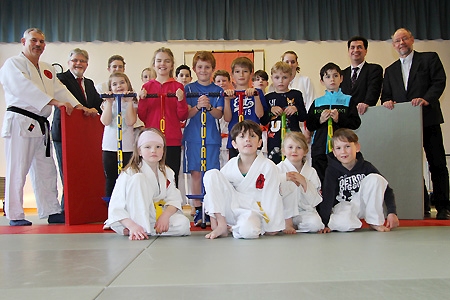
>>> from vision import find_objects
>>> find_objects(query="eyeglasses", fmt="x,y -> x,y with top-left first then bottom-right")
70,59 -> 87,64
393,36 -> 410,44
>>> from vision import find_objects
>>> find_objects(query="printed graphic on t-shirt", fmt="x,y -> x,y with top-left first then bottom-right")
232,96 -> 255,116
336,173 -> 366,202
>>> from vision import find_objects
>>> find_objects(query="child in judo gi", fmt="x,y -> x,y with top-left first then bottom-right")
319,128 -> 399,233
203,120 -> 285,239
105,128 -> 191,240
277,131 -> 324,234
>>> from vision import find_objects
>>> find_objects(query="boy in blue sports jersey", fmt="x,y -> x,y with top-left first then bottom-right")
223,57 -> 268,159
184,51 -> 224,226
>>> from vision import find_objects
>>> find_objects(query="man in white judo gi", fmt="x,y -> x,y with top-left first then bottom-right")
0,28 -> 96,226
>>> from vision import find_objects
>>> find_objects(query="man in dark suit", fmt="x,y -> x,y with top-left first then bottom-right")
381,28 -> 449,220
52,48 -> 102,210
341,36 -> 383,115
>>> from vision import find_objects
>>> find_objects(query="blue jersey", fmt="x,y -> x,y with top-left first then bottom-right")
226,88 -> 267,148
184,81 -> 224,145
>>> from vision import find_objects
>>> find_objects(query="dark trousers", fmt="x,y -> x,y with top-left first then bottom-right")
423,125 -> 449,212
166,146 -> 181,187
53,141 -> 65,211
312,154 -> 328,185
102,151 -> 132,197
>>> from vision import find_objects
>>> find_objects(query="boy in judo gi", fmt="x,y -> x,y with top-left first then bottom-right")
203,120 -> 285,239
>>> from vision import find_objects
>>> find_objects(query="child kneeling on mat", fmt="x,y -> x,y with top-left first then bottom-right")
319,128 -> 399,233
105,128 -> 191,240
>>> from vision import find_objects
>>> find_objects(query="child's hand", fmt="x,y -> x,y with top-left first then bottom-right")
318,227 -> 331,234
154,214 -> 170,234
176,88 -> 184,101
138,88 -> 147,99
128,223 -> 149,240
123,91 -> 134,102
224,89 -> 235,97
284,105 -> 298,116
270,106 -> 283,116
286,171 -> 307,191
245,88 -> 256,97
197,95 -> 211,108
319,109 -> 331,124
330,109 -> 339,122
385,213 -> 399,229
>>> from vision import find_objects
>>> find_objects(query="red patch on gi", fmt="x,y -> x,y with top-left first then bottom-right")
166,179 -> 170,188
256,174 -> 265,189
44,70 -> 53,79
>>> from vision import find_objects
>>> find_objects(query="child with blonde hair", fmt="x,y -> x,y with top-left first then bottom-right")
100,72 -> 137,197
138,47 -> 188,186
105,128 -> 191,240
277,131 -> 324,234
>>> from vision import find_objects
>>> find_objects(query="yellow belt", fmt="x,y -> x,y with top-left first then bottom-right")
154,200 -> 166,220
257,201 -> 270,223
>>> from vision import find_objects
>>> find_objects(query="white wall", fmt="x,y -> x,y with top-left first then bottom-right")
0,39 -> 449,208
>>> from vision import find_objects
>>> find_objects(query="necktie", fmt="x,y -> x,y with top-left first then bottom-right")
351,67 -> 359,88
76,77 -> 86,101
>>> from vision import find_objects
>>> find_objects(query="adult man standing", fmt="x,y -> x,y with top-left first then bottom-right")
341,36 -> 383,115
381,28 -> 449,220
52,48 -> 102,211
0,28 -> 94,225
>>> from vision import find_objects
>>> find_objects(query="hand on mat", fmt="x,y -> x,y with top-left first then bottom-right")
385,213 -> 400,229
127,222 -> 149,240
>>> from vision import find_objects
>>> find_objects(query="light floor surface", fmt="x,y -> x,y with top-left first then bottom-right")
1,215 -> 450,300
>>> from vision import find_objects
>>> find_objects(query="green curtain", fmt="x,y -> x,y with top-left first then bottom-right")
0,0 -> 448,43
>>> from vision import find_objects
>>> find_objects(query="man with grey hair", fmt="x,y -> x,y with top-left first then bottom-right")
52,48 -> 102,211
0,28 -> 96,225
381,28 -> 449,220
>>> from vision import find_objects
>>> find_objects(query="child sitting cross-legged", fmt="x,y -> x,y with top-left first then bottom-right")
203,120 -> 285,239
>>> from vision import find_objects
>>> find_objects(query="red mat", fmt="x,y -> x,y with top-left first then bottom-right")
0,220 -> 449,234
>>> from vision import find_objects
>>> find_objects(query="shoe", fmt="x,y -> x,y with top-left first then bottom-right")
9,219 -> 32,226
436,210 -> 450,220
193,209 -> 202,227
48,213 -> 65,224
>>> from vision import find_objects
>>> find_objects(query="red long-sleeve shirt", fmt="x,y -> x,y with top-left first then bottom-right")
138,79 -> 188,146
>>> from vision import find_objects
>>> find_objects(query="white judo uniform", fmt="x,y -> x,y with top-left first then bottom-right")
105,162 -> 191,236
0,52 -> 80,220
203,153 -> 285,239
277,159 -> 324,232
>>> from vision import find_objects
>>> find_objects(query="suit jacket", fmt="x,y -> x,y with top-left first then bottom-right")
341,62 -> 383,107
52,70 -> 103,142
381,51 -> 446,127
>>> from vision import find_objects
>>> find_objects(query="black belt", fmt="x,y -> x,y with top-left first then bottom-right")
7,106 -> 51,157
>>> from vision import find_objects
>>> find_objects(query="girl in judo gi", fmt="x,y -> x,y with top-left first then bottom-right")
277,131 -> 324,234
100,72 -> 137,197
105,128 -> 191,240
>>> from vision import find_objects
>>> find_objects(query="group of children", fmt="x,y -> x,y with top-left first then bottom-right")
101,47 -> 399,240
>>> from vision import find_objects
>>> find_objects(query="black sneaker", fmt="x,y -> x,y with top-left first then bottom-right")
48,213 -> 65,224
436,210 -> 450,220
